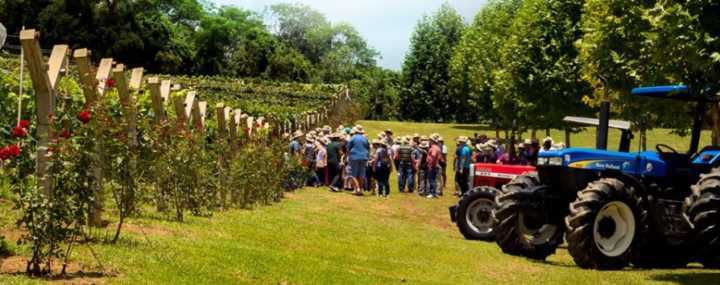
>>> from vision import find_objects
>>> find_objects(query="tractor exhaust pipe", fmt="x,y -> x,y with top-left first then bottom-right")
597,78 -> 610,150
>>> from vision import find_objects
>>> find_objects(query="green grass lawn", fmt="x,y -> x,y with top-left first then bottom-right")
0,121 -> 718,284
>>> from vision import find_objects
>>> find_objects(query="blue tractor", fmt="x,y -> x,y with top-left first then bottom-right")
493,85 -> 720,269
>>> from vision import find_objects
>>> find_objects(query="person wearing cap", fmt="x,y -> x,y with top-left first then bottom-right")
454,136 -> 473,195
425,137 -> 442,198
347,125 -> 370,195
371,139 -> 392,198
315,138 -> 328,187
327,133 -> 344,192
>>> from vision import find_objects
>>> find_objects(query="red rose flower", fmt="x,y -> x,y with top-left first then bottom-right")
0,147 -> 8,160
12,125 -> 27,138
78,110 -> 92,124
59,129 -> 71,139
18,120 -> 30,129
6,144 -> 20,158
106,79 -> 115,88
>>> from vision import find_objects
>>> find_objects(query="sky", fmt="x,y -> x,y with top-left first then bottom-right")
210,0 -> 487,70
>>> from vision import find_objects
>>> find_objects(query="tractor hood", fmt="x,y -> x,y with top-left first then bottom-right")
538,148 -> 667,177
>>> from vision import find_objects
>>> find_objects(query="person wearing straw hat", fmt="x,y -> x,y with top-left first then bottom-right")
397,136 -> 414,193
304,134 -> 319,186
289,130 -> 304,157
371,139 -> 392,198
437,136 -> 447,196
347,125 -> 370,196
425,136 -> 442,199
314,138 -> 329,187
416,140 -> 430,195
540,136 -> 556,153
454,136 -> 473,195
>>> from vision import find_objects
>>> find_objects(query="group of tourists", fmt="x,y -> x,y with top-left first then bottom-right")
287,125 -> 564,199
286,125 -> 449,199
454,133 -> 564,195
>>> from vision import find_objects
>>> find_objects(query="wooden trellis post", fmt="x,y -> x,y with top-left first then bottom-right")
173,94 -> 188,132
197,101 -> 207,135
215,103 -> 228,208
74,50 -> 114,227
147,77 -> 168,125
112,64 -> 141,214
19,29 -> 69,197
227,108 -> 238,151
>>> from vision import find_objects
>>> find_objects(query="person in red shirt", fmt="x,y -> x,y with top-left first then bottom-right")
426,138 -> 442,199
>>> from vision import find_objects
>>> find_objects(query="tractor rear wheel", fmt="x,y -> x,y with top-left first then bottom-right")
456,186 -> 498,241
685,167 -> 720,269
565,178 -> 641,270
494,173 -> 564,260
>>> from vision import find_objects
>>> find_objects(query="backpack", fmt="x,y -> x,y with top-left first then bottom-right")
375,148 -> 391,168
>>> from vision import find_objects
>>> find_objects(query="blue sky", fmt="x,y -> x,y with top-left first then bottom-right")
210,0 -> 487,70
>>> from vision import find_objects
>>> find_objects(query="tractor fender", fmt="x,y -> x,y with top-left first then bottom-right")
599,170 -> 648,197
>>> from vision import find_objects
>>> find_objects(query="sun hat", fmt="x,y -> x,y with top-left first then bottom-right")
420,135 -> 429,142
385,129 -> 393,135
292,130 -> 304,140
543,137 -> 554,144
354,125 -> 365,134
457,136 -> 469,144
420,141 -> 430,148
371,138 -> 384,145
438,136 -> 444,142
524,138 -> 532,145
413,133 -> 420,139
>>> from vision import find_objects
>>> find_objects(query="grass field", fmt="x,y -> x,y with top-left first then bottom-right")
0,121 -> 718,284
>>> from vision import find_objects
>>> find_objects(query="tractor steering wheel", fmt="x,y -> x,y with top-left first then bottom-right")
656,144 -> 678,154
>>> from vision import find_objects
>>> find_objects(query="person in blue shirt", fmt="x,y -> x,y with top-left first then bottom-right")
288,131 -> 303,156
346,125 -> 370,196
454,136 -> 473,195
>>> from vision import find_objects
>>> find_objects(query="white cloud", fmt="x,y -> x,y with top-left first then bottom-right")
211,0 -> 487,70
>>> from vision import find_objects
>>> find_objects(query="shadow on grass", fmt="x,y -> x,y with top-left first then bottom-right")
649,272 -> 720,285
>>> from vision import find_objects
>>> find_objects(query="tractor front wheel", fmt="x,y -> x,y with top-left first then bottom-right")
565,178 -> 641,270
456,186 -> 498,241
493,173 -> 564,260
685,167 -> 720,269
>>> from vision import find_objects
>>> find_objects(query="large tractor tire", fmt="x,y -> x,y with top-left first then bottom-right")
455,186 -> 498,241
685,167 -> 720,269
494,173 -> 564,260
565,178 -> 642,270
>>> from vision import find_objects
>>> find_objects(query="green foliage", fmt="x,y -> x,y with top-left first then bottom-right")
449,0 -> 522,124
400,3 -> 465,122
494,0 -> 591,132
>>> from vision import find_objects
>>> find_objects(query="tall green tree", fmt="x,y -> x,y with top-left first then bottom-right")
449,0 -> 521,124
494,0 -> 591,134
400,3 -> 465,122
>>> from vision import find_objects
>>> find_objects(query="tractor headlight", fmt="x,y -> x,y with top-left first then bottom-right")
549,157 -> 563,166
537,157 -> 548,165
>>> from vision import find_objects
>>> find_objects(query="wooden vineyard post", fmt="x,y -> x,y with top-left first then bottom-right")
215,103 -> 228,208
75,50 -> 114,227
228,108 -> 238,152
197,101 -> 207,137
113,64 -> 141,214
147,77 -> 171,212
147,77 -> 169,125
19,29 -> 68,197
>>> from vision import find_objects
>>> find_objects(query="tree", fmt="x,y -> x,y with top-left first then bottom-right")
449,0 -> 522,124
400,3 -> 465,122
642,0 -> 720,144
494,0 -> 591,136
